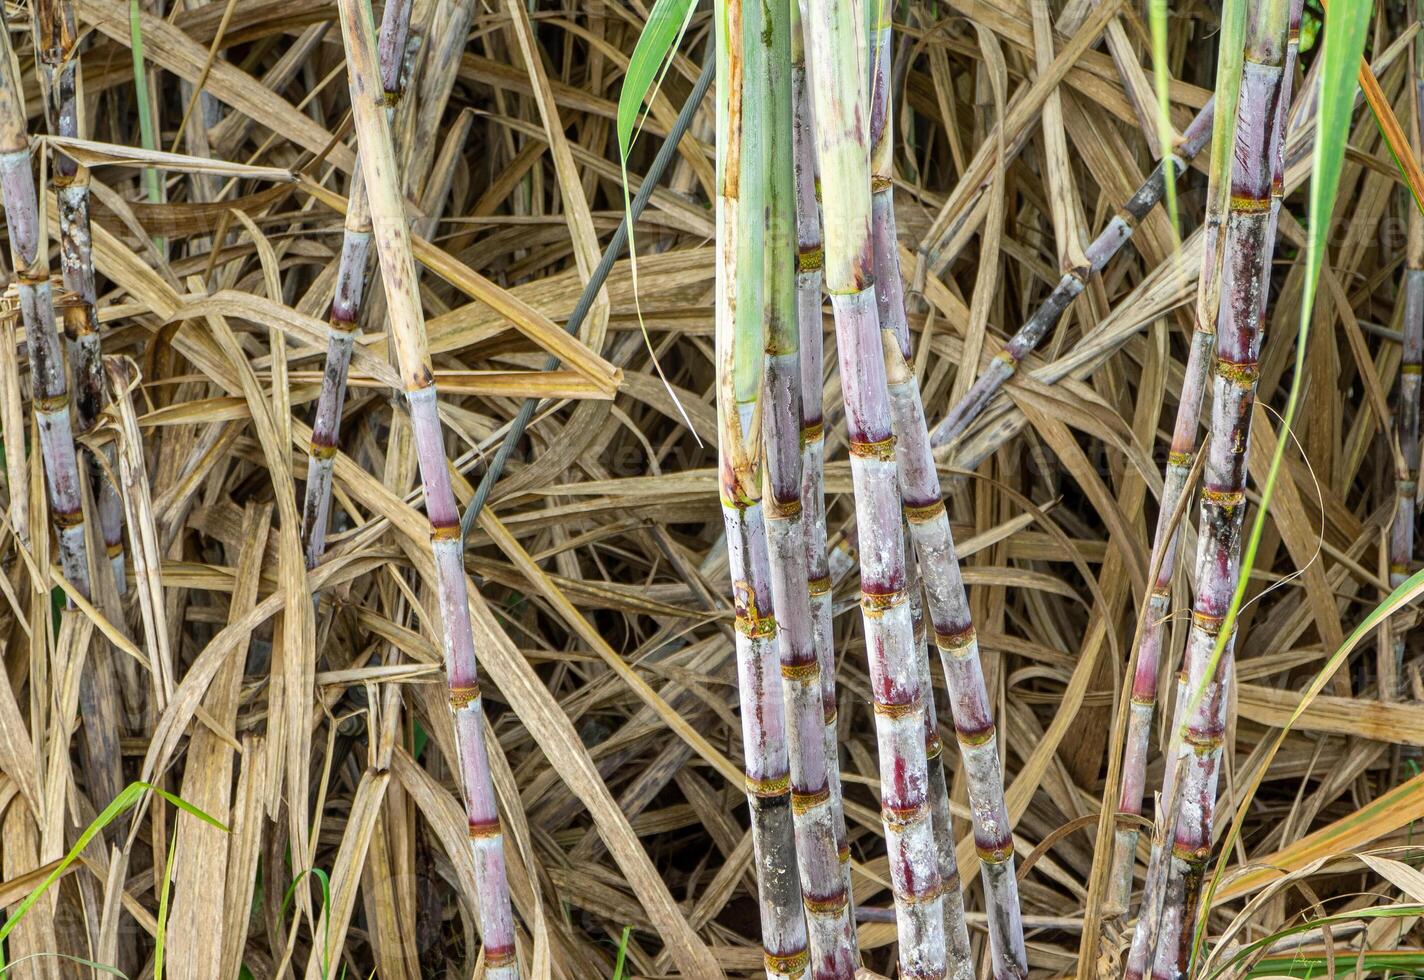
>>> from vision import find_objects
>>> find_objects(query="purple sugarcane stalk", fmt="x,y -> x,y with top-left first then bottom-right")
333,0 -> 517,972
301,0 -> 413,568
904,526 -> 974,979
791,0 -> 850,892
1125,2 -> 1294,975
804,0 -> 948,974
868,12 -> 1023,977
761,0 -> 857,973
1389,2 -> 1424,698
0,7 -> 129,811
33,0 -> 128,595
717,1 -> 811,975
928,104 -> 1216,451
1113,0 -> 1305,922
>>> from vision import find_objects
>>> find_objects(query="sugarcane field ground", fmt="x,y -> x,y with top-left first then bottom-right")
5,0 -> 1424,975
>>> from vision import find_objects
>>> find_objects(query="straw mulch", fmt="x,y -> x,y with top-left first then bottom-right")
0,0 -> 1420,977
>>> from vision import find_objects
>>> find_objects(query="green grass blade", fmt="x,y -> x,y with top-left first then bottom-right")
1148,0 -> 1179,238
0,782 -> 228,962
153,820 -> 180,979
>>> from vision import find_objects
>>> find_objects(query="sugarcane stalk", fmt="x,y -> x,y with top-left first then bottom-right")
790,0 -> 849,887
803,0 -> 948,975
1125,2 -> 1293,975
301,0 -> 413,568
928,102 -> 1215,451
1112,0 -> 1304,922
865,7 -> 1023,975
0,1 -> 130,816
31,0 -> 128,596
332,0 -> 516,973
758,1 -> 857,974
1389,1 -> 1424,698
0,11 -> 89,601
717,4 -> 812,975
904,525 -> 974,979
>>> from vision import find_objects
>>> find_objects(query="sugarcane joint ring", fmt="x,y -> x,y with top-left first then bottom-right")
806,574 -> 831,596
764,950 -> 810,976
801,419 -> 824,442
796,246 -> 823,273
802,892 -> 849,916
780,660 -> 820,683
849,435 -> 896,461
895,882 -> 943,906
736,613 -> 776,639
1403,363 -> 1423,375
791,786 -> 830,813
934,624 -> 977,652
860,588 -> 906,614
1168,450 -> 1193,467
976,841 -> 1014,864
746,772 -> 791,798
871,174 -> 893,192
449,683 -> 481,708
872,696 -> 922,719
35,393 -> 70,413
1200,486 -> 1245,508
1399,480 -> 1418,495
902,500 -> 946,525
881,801 -> 929,830
483,948 -> 518,969
51,507 -> 84,529
925,732 -> 943,758
467,818 -> 501,840
1190,609 -> 1227,635
1215,359 -> 1259,387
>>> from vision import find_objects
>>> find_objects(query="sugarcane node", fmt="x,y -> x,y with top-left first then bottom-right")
449,683 -> 480,708
849,434 -> 896,460
309,440 -> 338,459
1404,363 -> 1423,375
1170,840 -> 1213,863
1167,450 -> 1193,467
780,659 -> 821,683
895,879 -> 944,906
872,695 -> 922,719
925,732 -> 943,758
791,786 -> 831,813
483,947 -> 518,969
796,245 -> 823,272
956,723 -> 996,747
1190,609 -> 1227,635
976,839 -> 1014,864
934,623 -> 976,652
902,499 -> 945,524
1199,486 -> 1245,509
764,949 -> 811,975
430,521 -> 461,542
35,392 -> 69,413
1229,193 -> 1272,213
738,612 -> 777,639
1182,725 -> 1225,750
746,772 -> 791,798
50,505 -> 83,529
801,890 -> 849,916
801,419 -> 824,441
1214,358 -> 1260,387
881,800 -> 930,830
766,494 -> 802,519
860,588 -> 906,615
806,574 -> 831,596
105,541 -> 124,559
467,817 -> 502,839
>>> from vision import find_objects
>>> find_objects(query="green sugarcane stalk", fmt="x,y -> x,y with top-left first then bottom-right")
1111,0 -> 1305,916
717,3 -> 812,976
301,0 -> 413,569
1389,0 -> 1424,698
803,0 -> 948,974
790,0 -> 851,892
32,0 -> 128,596
866,7 -> 1023,975
332,0 -> 517,973
1125,1 -> 1294,975
759,0 -> 857,973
